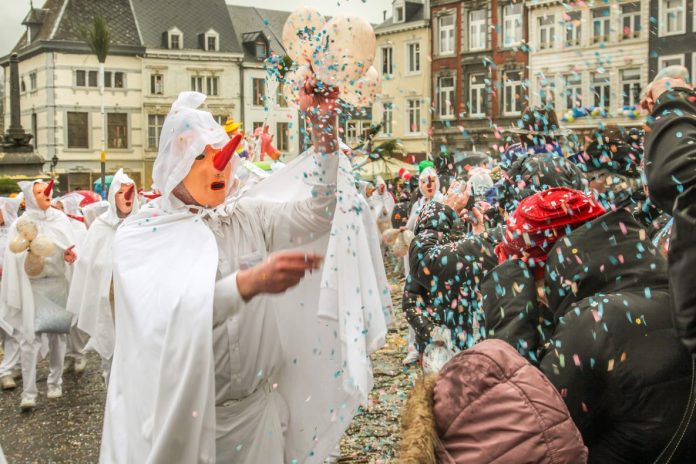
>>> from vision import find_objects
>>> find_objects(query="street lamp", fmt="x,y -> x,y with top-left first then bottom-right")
50,154 -> 59,173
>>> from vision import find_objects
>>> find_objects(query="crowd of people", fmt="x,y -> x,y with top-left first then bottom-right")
364,66 -> 695,463
0,62 -> 694,463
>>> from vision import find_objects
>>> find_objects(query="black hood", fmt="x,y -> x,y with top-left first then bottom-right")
501,152 -> 587,211
544,209 -> 668,320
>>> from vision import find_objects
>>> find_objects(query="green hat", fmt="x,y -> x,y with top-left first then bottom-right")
418,160 -> 435,173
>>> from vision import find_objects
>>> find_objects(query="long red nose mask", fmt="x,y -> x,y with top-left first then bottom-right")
124,185 -> 135,201
213,134 -> 243,172
44,179 -> 55,197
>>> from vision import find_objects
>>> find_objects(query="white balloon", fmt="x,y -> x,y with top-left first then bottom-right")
382,229 -> 399,246
31,235 -> 55,258
24,251 -> 44,277
342,66 -> 382,107
282,65 -> 313,109
16,218 -> 38,241
282,7 -> 326,65
314,16 -> 376,90
9,235 -> 30,254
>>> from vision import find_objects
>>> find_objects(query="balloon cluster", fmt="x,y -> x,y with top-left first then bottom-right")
9,218 -> 56,277
281,7 -> 381,108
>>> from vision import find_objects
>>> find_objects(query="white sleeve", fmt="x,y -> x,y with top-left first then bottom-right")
212,272 -> 243,325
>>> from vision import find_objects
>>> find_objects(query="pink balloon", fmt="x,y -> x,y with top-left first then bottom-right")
282,65 -> 312,109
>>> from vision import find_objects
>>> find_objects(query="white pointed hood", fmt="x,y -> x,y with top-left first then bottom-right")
104,169 -> 139,226
152,92 -> 234,209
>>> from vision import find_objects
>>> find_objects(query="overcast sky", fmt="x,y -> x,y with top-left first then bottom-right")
0,0 -> 393,57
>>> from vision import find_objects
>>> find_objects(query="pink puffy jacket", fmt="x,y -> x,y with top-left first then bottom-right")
398,339 -> 587,463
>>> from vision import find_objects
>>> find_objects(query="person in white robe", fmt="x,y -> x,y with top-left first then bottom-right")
402,166 -> 444,365
101,90 -> 390,463
53,192 -> 89,375
367,176 -> 395,236
82,200 -> 109,228
0,180 -> 78,410
66,169 -> 138,384
0,195 -> 23,390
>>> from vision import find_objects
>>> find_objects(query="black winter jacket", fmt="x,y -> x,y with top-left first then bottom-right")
645,88 -> 696,356
483,209 -> 696,463
403,201 -> 497,351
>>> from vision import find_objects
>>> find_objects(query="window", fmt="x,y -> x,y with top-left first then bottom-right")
564,74 -> 583,110
438,13 -> 456,55
29,72 -> 37,91
537,74 -> 556,105
31,113 -> 37,147
114,72 -> 124,89
252,78 -> 265,106
277,87 -> 288,107
621,3 -> 641,39
107,113 -> 128,149
469,10 -> 487,51
407,99 -> 422,133
620,68 -> 642,107
104,71 -> 112,88
592,8 -> 610,43
660,0 -> 686,35
168,28 -> 183,49
67,112 -> 89,149
75,70 -> 86,87
207,36 -> 217,51
88,70 -> 98,87
191,76 -> 204,93
207,76 -> 219,96
20,78 -> 26,93
381,47 -> 394,75
212,115 -> 226,126
591,72 -> 610,109
255,42 -> 267,59
148,114 -> 166,149
503,3 -> 523,47
437,75 -> 455,119
407,42 -> 421,73
396,6 -> 405,23
564,11 -> 582,47
539,15 -> 555,49
503,71 -> 522,115
658,54 -> 685,70
276,122 -> 289,152
469,74 -> 486,117
150,74 -> 164,95
382,102 -> 393,134
253,122 -> 264,131
346,121 -> 358,143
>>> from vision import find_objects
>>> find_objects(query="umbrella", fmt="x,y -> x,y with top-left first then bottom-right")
352,155 -> 417,181
93,175 -> 114,193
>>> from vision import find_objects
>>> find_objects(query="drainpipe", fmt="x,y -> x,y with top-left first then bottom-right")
239,58 -> 245,130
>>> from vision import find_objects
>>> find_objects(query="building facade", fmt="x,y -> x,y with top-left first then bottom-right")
648,0 -> 696,79
527,0 -> 649,139
229,7 -> 301,160
372,0 -> 431,161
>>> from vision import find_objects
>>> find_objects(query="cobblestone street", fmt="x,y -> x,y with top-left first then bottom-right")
0,272 -> 416,463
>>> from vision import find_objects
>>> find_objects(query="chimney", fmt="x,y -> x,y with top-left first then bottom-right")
383,10 -> 387,21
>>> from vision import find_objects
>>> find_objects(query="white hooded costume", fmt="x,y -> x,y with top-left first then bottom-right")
82,200 -> 109,228
55,193 -> 87,242
101,92 -> 390,464
66,169 -> 138,379
0,195 -> 23,380
367,176 -> 395,235
0,180 -> 77,401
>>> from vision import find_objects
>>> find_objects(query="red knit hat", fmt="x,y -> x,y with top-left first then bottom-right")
495,187 -> 605,276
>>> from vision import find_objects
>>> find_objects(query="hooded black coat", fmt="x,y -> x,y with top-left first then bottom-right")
483,209 -> 695,463
645,87 -> 696,356
403,201 -> 497,351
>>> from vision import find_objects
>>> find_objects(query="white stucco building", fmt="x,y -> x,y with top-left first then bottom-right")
526,0 -> 649,135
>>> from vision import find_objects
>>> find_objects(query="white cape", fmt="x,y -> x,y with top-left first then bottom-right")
101,152 -> 391,463
0,207 -> 76,338
246,153 -> 392,462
